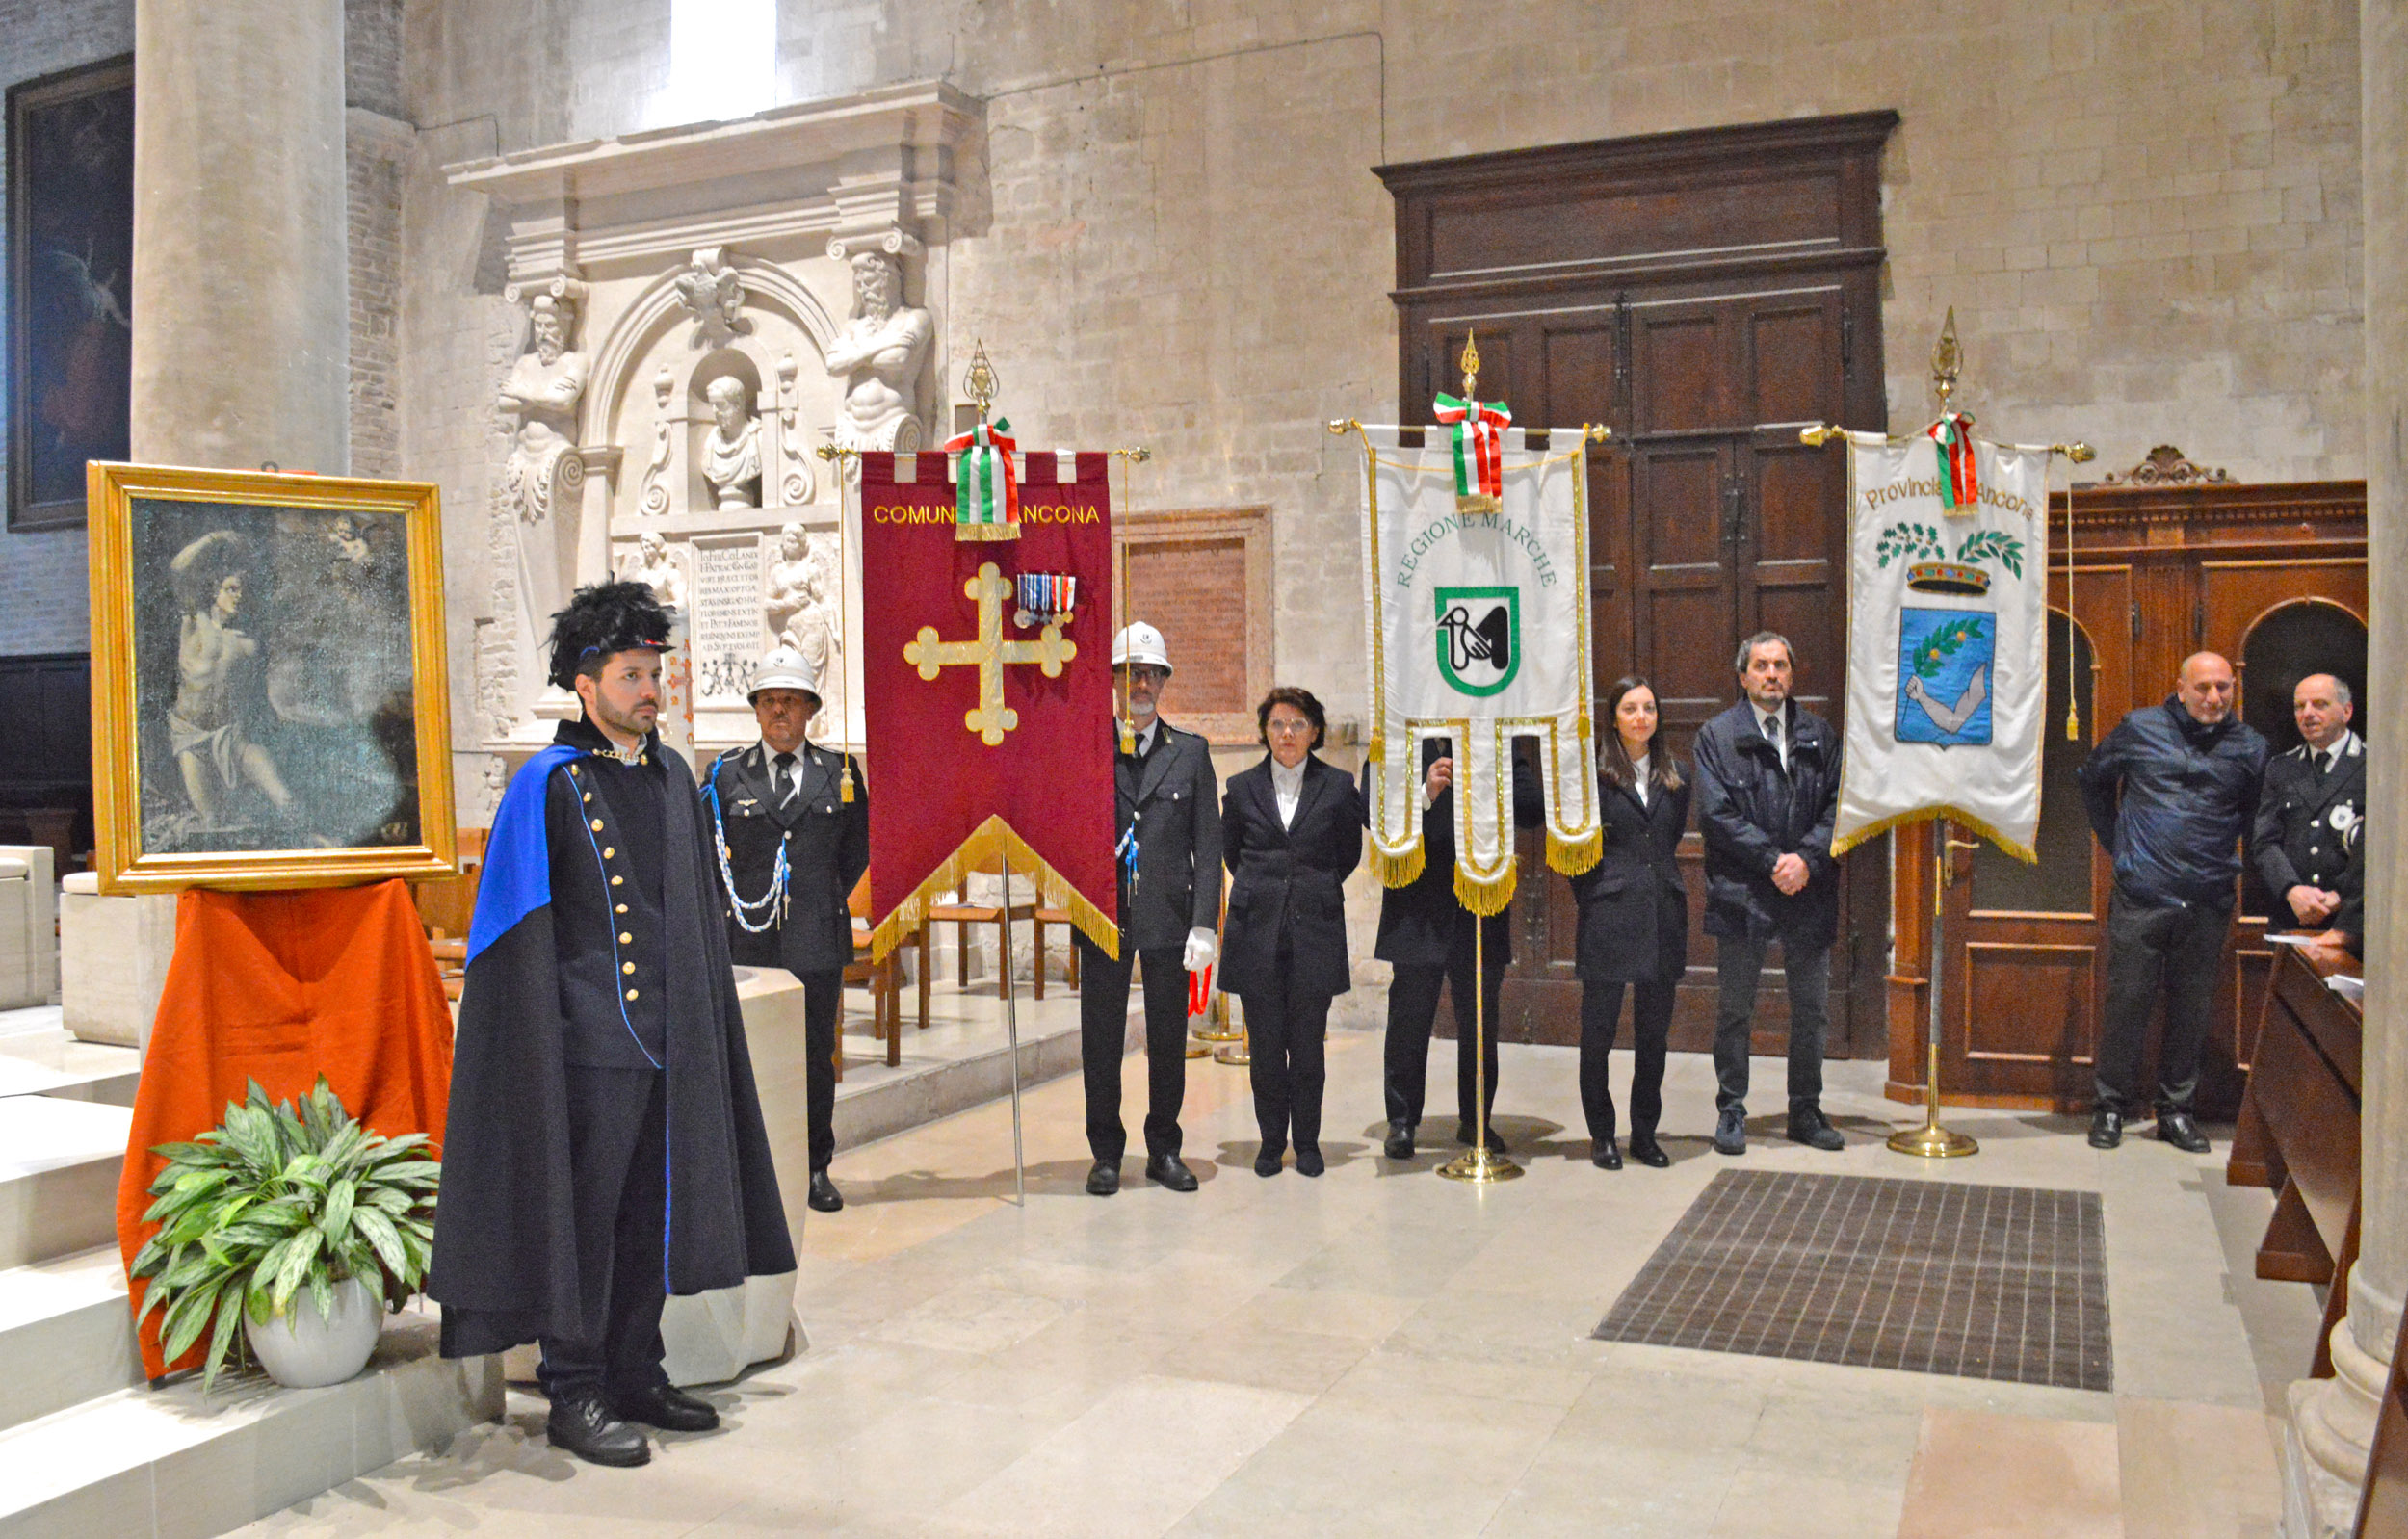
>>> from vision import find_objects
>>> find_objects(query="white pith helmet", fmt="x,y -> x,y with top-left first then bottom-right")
1112,621 -> 1172,673
748,645 -> 822,703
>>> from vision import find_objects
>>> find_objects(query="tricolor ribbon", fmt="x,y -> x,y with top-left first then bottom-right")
1926,411 -> 1979,511
943,418 -> 1020,531
1433,392 -> 1511,509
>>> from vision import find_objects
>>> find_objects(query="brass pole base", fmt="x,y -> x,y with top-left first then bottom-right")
1184,1037 -> 1211,1058
1436,1145 -> 1524,1183
1192,1026 -> 1244,1043
1887,1122 -> 1979,1159
1213,1044 -> 1251,1066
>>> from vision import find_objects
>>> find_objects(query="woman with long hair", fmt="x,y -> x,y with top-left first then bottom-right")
1569,675 -> 1692,1168
1217,687 -> 1365,1176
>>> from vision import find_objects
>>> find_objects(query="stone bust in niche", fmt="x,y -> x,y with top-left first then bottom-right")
824,249 -> 931,452
700,375 -> 763,509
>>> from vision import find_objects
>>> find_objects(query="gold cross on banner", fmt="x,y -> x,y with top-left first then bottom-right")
904,561 -> 1077,745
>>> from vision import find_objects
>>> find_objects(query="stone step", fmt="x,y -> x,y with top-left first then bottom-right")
0,1307 -> 500,1539
0,1013 -> 144,1107
0,1245 -> 141,1436
0,1097 -> 131,1271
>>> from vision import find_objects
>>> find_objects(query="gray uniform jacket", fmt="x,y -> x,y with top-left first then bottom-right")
707,740 -> 870,976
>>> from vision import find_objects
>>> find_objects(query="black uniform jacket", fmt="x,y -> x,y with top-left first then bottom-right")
1692,699 -> 1843,951
1567,766 -> 1692,984
706,739 -> 869,976
1217,753 -> 1365,1001
1367,736 -> 1544,969
2252,734 -> 2366,927
1100,719 -> 1224,952
432,718 -> 795,1360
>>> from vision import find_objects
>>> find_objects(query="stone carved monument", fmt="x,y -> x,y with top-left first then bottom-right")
699,376 -> 764,509
494,283 -> 591,737
824,235 -> 932,452
621,530 -> 688,612
764,521 -> 845,733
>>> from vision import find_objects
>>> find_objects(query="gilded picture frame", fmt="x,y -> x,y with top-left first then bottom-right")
87,461 -> 458,893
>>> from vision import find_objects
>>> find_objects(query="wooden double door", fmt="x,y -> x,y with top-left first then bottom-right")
1377,112 -> 1898,1054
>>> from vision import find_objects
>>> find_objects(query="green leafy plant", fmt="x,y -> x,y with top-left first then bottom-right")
129,1077 -> 439,1392
1910,614 -> 1992,680
1874,521 -> 1946,567
1955,529 -> 2026,577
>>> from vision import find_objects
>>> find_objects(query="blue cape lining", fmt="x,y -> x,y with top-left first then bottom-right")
464,744 -> 587,968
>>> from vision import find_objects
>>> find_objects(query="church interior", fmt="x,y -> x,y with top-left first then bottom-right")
0,0 -> 2403,1533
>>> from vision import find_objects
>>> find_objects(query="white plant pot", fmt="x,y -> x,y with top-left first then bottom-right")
244,1276 -> 385,1389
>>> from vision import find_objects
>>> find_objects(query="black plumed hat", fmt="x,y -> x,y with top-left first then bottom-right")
547,581 -> 673,690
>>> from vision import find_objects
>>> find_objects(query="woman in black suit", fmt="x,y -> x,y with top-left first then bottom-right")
1569,675 -> 1692,1170
1219,687 -> 1364,1177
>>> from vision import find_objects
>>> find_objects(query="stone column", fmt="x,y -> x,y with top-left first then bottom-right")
2280,2 -> 2407,1532
128,0 -> 350,472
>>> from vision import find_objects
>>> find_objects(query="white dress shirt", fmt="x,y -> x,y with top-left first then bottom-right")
2317,729 -> 2360,775
1270,757 -> 1307,828
1133,720 -> 1159,758
1630,752 -> 1650,808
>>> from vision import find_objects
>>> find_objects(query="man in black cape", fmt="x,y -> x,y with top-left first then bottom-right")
431,582 -> 794,1467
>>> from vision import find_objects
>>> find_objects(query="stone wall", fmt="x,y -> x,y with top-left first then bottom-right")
394,0 -> 2366,735
0,0 -> 131,657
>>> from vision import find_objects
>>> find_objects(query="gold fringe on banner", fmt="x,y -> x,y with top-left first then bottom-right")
1370,839 -> 1426,890
1827,804 -> 2038,866
1546,824 -> 1603,876
1453,860 -> 1517,917
866,814 -> 1121,962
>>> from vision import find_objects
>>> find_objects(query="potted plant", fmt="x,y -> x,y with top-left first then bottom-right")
130,1077 -> 439,1392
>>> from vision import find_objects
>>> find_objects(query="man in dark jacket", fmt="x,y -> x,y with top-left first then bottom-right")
1075,622 -> 1224,1196
2253,672 -> 2364,935
2077,651 -> 2269,1152
432,583 -> 793,1469
1370,737 -> 1544,1159
705,646 -> 869,1214
1691,632 -> 1845,1156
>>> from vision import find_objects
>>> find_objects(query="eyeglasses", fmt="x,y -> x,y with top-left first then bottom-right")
1123,666 -> 1169,685
1265,718 -> 1314,735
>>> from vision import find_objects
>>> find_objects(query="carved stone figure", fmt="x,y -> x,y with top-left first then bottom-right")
673,248 -> 748,350
699,376 -> 764,509
497,295 -> 588,525
764,521 -> 844,732
623,530 -> 688,613
824,246 -> 931,452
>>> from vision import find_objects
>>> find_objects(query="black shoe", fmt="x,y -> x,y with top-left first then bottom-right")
2156,1109 -> 2210,1155
1714,1106 -> 1747,1156
610,1383 -> 720,1433
1086,1159 -> 1120,1196
1383,1123 -> 1415,1159
1786,1108 -> 1845,1152
1296,1145 -> 1324,1178
1455,1124 -> 1510,1154
547,1395 -> 650,1467
807,1170 -> 844,1213
1628,1134 -> 1670,1167
1592,1139 -> 1623,1170
2087,1107 -> 2123,1150
1145,1154 -> 1199,1192
1254,1147 -> 1283,1177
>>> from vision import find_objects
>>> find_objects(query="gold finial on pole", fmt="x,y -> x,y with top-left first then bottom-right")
1930,307 -> 1963,414
1459,330 -> 1482,402
962,339 -> 1000,425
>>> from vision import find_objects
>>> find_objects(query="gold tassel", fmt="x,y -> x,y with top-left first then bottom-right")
1453,860 -> 1517,917
1546,824 -> 1603,876
1370,840 -> 1426,890
840,754 -> 857,803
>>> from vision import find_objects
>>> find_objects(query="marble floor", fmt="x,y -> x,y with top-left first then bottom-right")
239,1025 -> 2314,1537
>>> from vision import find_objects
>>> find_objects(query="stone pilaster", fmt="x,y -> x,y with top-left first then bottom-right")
2280,2 -> 2407,1532
128,0 -> 350,472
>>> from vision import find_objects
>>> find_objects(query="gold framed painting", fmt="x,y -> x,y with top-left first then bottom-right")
87,462 -> 458,893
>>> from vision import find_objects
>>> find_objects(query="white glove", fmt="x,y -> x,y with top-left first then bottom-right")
1183,927 -> 1218,973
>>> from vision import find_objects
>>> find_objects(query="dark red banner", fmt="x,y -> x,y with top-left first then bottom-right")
858,450 -> 1118,957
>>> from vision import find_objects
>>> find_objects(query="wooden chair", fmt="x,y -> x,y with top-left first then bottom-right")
844,874 -> 894,1071
1029,906 -> 1081,997
924,858 -> 1036,1001
416,829 -> 486,1002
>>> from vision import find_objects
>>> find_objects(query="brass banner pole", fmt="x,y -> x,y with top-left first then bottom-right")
1439,914 -> 1521,1182
995,846 -> 1029,1203
1890,827 -> 1977,1158
1212,996 -> 1250,1066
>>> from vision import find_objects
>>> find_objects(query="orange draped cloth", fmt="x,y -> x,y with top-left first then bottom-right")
114,880 -> 455,1379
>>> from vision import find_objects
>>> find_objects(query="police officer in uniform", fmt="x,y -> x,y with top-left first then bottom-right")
1077,621 -> 1223,1196
705,647 -> 869,1214
2254,672 -> 2365,936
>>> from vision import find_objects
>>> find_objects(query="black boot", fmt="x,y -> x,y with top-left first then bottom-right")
1383,1122 -> 1415,1159
547,1394 -> 649,1466
807,1169 -> 844,1213
2087,1106 -> 2123,1149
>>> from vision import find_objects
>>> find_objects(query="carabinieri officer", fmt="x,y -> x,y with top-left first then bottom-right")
704,646 -> 869,1214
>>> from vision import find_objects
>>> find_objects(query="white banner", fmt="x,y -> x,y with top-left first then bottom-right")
1356,425 -> 1601,912
1832,428 -> 2051,860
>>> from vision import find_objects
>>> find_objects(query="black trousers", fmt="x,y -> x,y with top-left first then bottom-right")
788,966 -> 841,1172
1241,936 -> 1333,1155
1383,953 -> 1503,1132
1711,932 -> 1830,1113
1075,935 -> 1190,1162
1579,977 -> 1676,1145
2096,889 -> 2233,1112
537,1066 -> 669,1402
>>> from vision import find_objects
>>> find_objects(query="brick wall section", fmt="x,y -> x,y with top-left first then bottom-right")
345,0 -> 405,118
0,0 -> 130,656
1126,537 -> 1249,715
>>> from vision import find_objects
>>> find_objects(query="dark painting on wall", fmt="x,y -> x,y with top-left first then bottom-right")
8,57 -> 134,531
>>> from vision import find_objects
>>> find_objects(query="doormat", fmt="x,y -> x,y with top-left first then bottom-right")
1594,1170 -> 2110,1391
